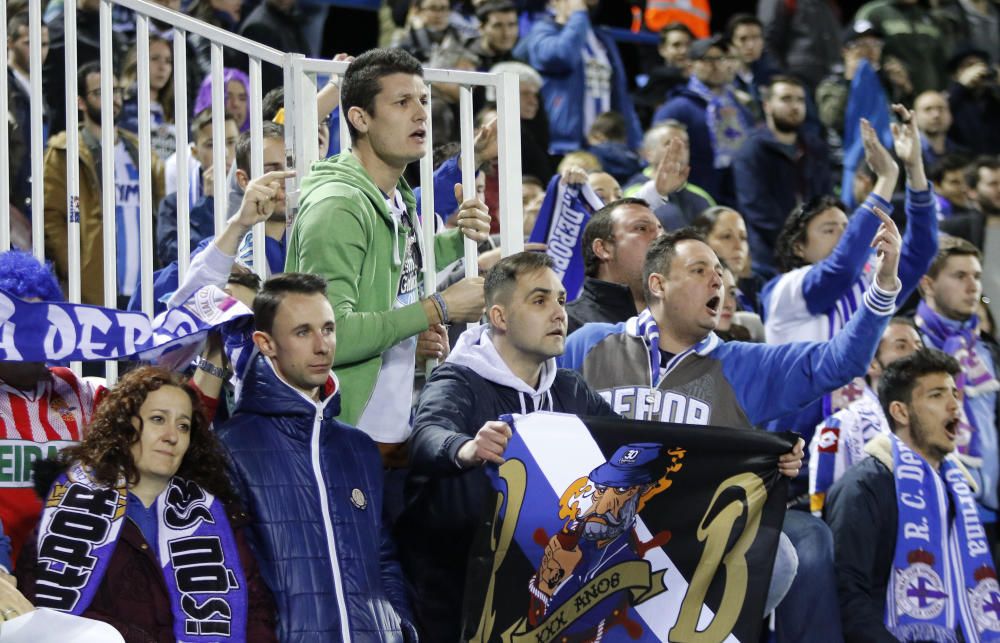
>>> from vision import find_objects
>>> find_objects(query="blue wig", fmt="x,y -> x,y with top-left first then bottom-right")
0,250 -> 64,302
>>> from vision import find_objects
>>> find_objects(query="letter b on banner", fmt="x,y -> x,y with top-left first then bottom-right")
671,473 -> 766,641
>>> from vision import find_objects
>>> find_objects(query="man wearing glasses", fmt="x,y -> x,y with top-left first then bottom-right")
43,61 -> 165,307
652,34 -> 754,206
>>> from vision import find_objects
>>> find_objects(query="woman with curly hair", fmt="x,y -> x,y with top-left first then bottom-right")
15,366 -> 277,642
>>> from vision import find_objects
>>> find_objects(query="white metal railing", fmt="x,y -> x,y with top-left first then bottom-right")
0,0 -> 523,382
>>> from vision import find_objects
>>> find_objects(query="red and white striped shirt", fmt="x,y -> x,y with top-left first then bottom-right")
0,367 -> 103,564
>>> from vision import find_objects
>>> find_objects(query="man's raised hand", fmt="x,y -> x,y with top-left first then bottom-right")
234,170 -> 296,228
870,206 -> 902,292
861,118 -> 899,182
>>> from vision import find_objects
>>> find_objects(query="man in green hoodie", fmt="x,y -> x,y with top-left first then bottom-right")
286,48 -> 492,466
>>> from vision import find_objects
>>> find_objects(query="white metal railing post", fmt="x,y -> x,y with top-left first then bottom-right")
99,0 -> 118,384
0,0 -> 9,252
174,29 -> 191,281
136,15 -> 155,317
495,71 -> 523,256
248,57 -> 265,278
64,0 -> 82,308
458,86 -> 478,278
210,43 -> 227,235
28,0 -> 45,259
283,57 -> 298,230
419,84 -> 437,375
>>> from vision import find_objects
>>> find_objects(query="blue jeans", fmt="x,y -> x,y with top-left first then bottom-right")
776,509 -> 845,643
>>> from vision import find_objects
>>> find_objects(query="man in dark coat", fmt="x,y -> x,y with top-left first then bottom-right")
399,252 -> 616,642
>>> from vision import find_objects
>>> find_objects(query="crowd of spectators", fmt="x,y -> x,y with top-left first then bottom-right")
3,0 -> 1000,641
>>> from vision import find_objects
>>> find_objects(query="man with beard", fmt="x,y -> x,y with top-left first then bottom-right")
733,75 -> 832,275
913,90 -> 965,169
43,61 -> 165,307
528,443 -> 671,640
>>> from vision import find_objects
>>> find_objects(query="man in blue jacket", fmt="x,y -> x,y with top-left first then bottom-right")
398,251 -> 615,642
513,0 -> 641,155
218,273 -> 416,642
561,214 -> 904,642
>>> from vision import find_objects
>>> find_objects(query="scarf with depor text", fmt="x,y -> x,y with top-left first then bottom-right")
685,76 -> 752,169
33,463 -> 249,641
887,435 -> 1000,642
916,301 -> 999,466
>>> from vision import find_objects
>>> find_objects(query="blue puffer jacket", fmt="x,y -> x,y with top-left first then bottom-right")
514,11 -> 642,155
218,354 -> 417,643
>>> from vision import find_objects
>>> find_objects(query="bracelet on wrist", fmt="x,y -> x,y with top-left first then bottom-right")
194,356 -> 228,380
431,292 -> 450,325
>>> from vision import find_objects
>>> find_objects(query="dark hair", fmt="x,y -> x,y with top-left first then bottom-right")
484,251 -> 554,309
926,235 -> 982,281
761,74 -> 805,100
78,61 -> 103,100
774,195 -> 847,273
261,87 -> 285,122
60,366 -> 236,504
643,227 -> 707,302
581,198 -> 649,278
227,265 -> 262,292
725,13 -> 762,42
588,111 -> 627,143
476,0 -> 516,23
877,316 -> 921,359
236,121 -> 284,175
970,155 -> 1000,187
8,11 -> 30,37
253,272 -> 328,334
0,250 -> 63,301
879,348 -> 961,432
433,141 -> 462,169
691,205 -> 742,237
190,108 -> 237,140
928,153 -> 972,184
341,48 -> 423,143
659,22 -> 694,46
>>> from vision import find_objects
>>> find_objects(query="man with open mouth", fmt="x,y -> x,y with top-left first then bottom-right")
561,207 -> 905,642
824,348 -> 1000,643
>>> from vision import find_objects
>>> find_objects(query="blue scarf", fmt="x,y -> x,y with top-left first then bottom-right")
840,59 -> 893,209
888,436 -> 1000,642
528,175 -> 605,302
684,76 -> 752,169
916,301 -> 999,465
633,308 -> 718,387
33,463 -> 249,640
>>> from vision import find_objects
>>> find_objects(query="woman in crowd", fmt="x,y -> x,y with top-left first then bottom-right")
16,367 -> 276,641
692,205 -> 763,313
120,35 -> 177,161
196,68 -> 251,133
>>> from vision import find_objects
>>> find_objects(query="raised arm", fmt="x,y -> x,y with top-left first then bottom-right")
732,208 -> 902,425
890,104 -> 938,301
800,119 -> 899,314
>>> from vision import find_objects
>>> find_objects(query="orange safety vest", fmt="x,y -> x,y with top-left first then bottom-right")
645,0 -> 711,39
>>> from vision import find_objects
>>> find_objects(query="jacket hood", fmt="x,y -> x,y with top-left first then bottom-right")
865,433 -> 977,490
236,352 -> 341,421
448,324 -> 558,413
298,152 -> 417,265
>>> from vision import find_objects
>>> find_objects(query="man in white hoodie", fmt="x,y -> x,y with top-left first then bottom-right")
398,251 -> 615,642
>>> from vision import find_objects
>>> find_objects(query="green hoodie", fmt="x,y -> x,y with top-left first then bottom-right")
286,152 -> 464,431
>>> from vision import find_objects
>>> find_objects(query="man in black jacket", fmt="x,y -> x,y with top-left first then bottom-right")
239,0 -> 309,94
567,198 -> 664,334
825,348 -> 973,641
399,251 -> 615,642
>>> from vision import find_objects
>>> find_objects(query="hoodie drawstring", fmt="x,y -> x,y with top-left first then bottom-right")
518,392 -> 528,415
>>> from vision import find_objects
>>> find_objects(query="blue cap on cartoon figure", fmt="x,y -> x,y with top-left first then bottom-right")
588,443 -> 664,488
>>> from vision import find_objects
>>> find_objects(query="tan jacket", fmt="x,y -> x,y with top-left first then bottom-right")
43,127 -> 165,306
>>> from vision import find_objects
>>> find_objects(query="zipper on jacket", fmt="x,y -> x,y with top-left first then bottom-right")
310,408 -> 352,641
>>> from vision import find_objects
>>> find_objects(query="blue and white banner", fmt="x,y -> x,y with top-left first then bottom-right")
0,286 -> 252,369
528,175 -> 605,302
465,412 -> 793,643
